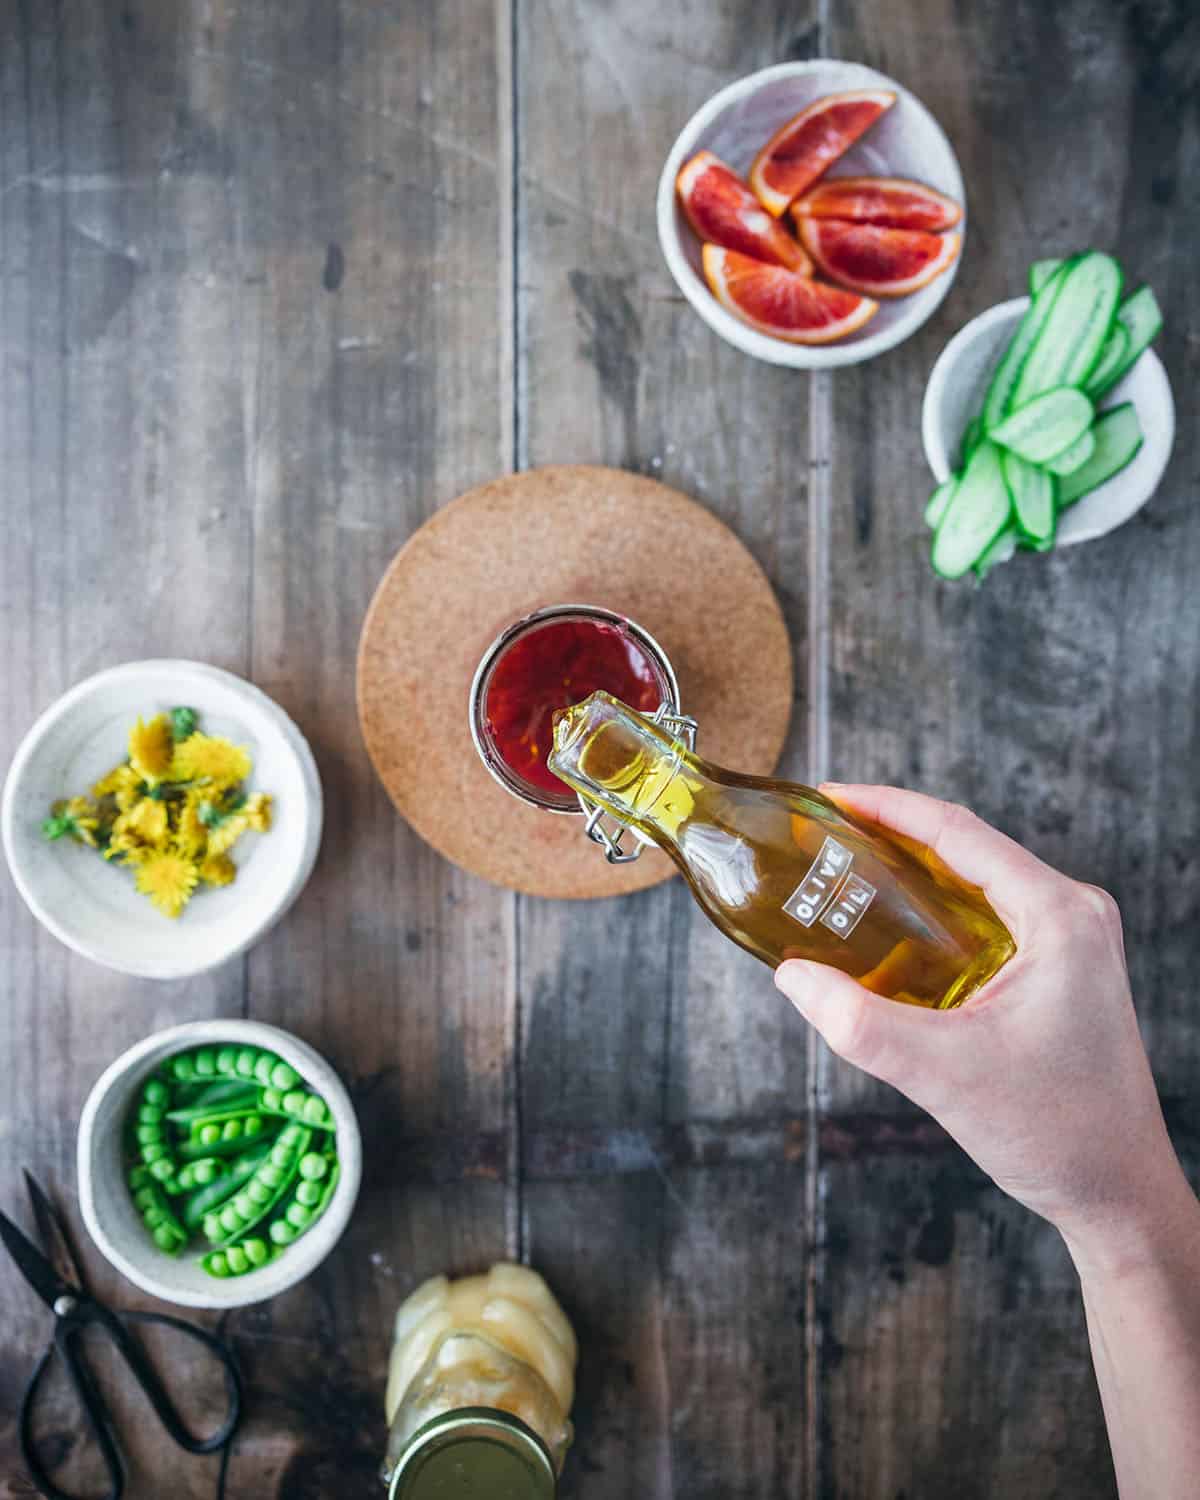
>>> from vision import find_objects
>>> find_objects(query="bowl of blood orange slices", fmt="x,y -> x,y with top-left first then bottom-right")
657,60 -> 965,368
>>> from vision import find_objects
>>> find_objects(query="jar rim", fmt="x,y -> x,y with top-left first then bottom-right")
468,604 -> 681,814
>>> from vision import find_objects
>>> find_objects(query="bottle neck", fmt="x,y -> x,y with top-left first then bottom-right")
548,692 -> 697,843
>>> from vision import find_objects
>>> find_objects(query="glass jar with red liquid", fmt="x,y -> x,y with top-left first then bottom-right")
469,604 -> 681,816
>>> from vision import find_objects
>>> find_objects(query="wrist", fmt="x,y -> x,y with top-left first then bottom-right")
1058,1156 -> 1200,1288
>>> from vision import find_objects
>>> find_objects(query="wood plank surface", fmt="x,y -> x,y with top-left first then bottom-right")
514,3 -> 817,1495
1,2 -> 1197,1499
818,2 -> 1200,1497
0,1 -> 515,1495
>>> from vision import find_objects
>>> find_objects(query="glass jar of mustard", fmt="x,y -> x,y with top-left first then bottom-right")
382,1263 -> 577,1500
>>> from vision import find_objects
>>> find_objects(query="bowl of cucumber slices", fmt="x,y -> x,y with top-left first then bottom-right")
922,251 -> 1174,578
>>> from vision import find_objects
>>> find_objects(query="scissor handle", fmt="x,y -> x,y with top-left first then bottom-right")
103,1305 -> 242,1453
20,1338 -> 125,1500
19,1302 -> 242,1500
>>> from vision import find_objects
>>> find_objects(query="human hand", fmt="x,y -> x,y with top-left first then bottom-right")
775,784 -> 1193,1275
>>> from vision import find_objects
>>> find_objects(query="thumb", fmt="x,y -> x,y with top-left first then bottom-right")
775,959 -> 952,1096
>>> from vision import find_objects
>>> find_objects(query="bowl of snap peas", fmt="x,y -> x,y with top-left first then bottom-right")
78,1020 -> 362,1308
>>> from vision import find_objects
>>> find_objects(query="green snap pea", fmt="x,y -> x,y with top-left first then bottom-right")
134,1080 -> 180,1183
193,1047 -> 217,1077
234,1048 -> 259,1080
216,1045 -> 238,1075
177,1121 -> 282,1161
165,1083 -> 259,1123
202,1233 -> 269,1278
178,1157 -> 225,1190
265,1157 -> 340,1251
181,1141 -> 274,1229
143,1078 -> 169,1107
258,1087 -> 333,1130
252,1052 -> 279,1087
203,1125 -> 312,1248
170,1053 -> 197,1081
127,1165 -> 185,1255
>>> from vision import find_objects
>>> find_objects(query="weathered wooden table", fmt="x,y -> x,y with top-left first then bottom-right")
2,3 -> 1197,1497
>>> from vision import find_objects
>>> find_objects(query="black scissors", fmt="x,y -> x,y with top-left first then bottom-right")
0,1171 -> 242,1500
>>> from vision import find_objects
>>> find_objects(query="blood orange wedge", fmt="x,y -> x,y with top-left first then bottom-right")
701,244 -> 877,345
797,218 -> 961,297
749,90 -> 896,217
676,150 -> 811,272
792,175 -> 961,232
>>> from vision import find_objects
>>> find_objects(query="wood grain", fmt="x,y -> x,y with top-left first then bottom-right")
514,3 -> 818,1496
1,1 -> 1197,1498
0,1 -> 515,1495
818,2 -> 1200,1496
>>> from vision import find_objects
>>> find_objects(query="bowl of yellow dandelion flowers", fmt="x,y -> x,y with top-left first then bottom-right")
2,662 -> 322,979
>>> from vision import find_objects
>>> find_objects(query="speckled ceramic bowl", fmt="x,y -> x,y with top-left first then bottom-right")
78,1020 -> 362,1309
657,58 -> 966,368
1,659 -> 322,979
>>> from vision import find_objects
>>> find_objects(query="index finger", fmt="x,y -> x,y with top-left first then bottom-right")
820,782 -> 1060,933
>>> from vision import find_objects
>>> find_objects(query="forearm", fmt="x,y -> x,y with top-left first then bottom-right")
1064,1165 -> 1200,1500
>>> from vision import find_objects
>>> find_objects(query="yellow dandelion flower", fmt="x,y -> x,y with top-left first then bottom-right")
171,733 -> 251,788
93,763 -> 145,809
206,814 -> 249,857
175,797 -> 209,859
199,853 -> 237,887
128,715 -> 175,783
134,850 -> 199,918
120,797 -> 170,845
104,830 -> 147,863
243,792 -> 273,833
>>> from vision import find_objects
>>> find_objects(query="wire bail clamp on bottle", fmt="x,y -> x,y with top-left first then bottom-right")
577,704 -> 698,864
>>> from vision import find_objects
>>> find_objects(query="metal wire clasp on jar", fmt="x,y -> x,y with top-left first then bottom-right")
468,603 -> 696,863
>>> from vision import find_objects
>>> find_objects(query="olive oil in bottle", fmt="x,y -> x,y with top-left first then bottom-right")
548,692 -> 1014,1009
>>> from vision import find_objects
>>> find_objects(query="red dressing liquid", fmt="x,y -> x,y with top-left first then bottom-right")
484,618 -> 662,794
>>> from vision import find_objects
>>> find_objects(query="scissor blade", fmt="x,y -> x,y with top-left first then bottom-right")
24,1171 -> 88,1295
0,1207 -> 71,1311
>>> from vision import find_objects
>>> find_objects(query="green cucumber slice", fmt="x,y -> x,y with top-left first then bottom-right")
1084,325 -> 1129,398
990,387 -> 1094,465
1090,285 -> 1163,397
1001,450 -> 1056,545
980,260 -> 1072,432
959,415 -> 983,466
1044,427 -> 1096,477
924,477 -> 957,530
1058,403 -> 1144,507
1029,258 -> 1064,297
974,526 -> 1019,580
931,440 -> 1013,580
1009,252 -> 1123,408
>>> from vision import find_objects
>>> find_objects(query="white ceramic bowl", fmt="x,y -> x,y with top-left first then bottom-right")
657,59 -> 966,368
78,1020 -> 362,1309
2,660 -> 322,979
922,298 -> 1176,545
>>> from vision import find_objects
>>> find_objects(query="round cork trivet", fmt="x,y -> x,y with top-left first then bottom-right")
356,465 -> 793,900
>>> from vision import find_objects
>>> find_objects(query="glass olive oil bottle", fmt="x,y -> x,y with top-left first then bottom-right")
549,692 -> 1014,1009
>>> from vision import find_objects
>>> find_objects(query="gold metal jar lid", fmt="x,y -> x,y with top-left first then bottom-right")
387,1408 -> 557,1500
